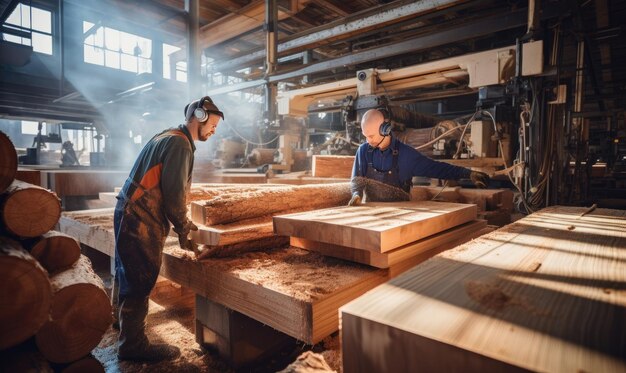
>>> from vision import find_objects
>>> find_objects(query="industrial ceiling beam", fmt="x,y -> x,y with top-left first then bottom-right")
210,0 -> 469,72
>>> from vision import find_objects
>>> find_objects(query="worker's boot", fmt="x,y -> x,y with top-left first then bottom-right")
117,296 -> 180,361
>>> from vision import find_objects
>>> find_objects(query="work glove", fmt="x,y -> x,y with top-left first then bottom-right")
348,194 -> 362,206
177,221 -> 198,252
470,171 -> 490,189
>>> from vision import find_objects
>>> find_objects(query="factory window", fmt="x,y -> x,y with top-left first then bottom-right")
83,21 -> 152,74
2,3 -> 53,55
162,43 -> 187,82
21,120 -> 43,135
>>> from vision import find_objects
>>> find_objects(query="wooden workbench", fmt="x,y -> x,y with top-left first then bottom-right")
57,207 -> 485,346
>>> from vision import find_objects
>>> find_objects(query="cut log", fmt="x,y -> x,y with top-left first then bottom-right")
192,183 -> 351,225
36,255 -> 112,363
1,180 -> 61,238
0,131 -> 17,193
312,155 -> 355,178
0,237 -> 52,350
60,355 -> 104,373
0,346 -> 53,373
23,231 -> 81,273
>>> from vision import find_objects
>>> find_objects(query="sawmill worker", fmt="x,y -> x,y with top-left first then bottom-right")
349,108 -> 490,205
112,96 -> 223,361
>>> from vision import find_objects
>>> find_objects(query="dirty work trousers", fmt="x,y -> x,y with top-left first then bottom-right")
112,197 -> 168,353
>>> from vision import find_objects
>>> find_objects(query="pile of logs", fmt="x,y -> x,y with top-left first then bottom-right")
0,131 -> 110,371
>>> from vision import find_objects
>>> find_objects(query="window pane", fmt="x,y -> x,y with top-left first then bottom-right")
21,120 -> 39,135
3,34 -> 22,44
120,32 -> 135,54
120,54 -> 137,72
93,27 -> 104,47
105,27 -> 120,51
32,32 -> 52,55
83,21 -> 94,33
84,45 -> 104,65
5,6 -> 21,25
136,37 -> 151,58
20,4 -> 31,29
105,50 -> 120,68
31,7 -> 51,33
138,58 -> 152,74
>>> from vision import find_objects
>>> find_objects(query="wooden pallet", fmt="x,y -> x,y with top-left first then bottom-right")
340,206 -> 626,372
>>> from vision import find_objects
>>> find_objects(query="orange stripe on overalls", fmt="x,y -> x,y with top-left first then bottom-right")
130,129 -> 190,202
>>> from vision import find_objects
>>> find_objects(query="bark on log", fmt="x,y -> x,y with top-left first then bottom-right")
0,237 -> 52,350
22,231 -> 81,273
0,180 -> 61,238
192,183 -> 352,225
35,255 -> 112,363
0,131 -> 17,193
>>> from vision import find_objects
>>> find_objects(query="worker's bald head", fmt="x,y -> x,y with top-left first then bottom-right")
360,109 -> 390,149
361,109 -> 385,133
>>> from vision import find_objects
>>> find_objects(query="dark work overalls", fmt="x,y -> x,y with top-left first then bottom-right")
112,128 -> 192,356
364,142 -> 411,202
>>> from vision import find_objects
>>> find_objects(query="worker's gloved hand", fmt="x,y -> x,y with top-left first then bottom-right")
348,194 -> 362,206
177,221 -> 198,251
470,171 -> 490,189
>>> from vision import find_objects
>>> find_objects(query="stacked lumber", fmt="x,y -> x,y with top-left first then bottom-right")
275,201 -> 487,268
411,186 -> 514,226
311,155 -> 355,178
340,206 -> 626,372
189,183 -> 352,257
0,138 -> 110,368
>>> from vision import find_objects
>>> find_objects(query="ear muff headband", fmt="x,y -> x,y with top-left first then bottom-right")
193,97 -> 209,123
378,108 -> 392,136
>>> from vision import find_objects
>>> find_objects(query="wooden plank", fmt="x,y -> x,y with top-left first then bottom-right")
15,168 -> 41,185
291,220 -> 487,268
57,208 -> 116,257
274,201 -> 477,253
41,170 -> 127,197
340,206 -> 626,372
268,175 -> 349,185
311,155 -> 355,178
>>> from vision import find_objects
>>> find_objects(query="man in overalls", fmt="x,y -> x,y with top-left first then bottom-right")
349,109 -> 489,205
112,97 -> 223,361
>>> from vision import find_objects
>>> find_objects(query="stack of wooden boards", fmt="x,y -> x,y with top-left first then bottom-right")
340,205 -> 626,372
0,131 -> 109,372
274,201 -> 491,269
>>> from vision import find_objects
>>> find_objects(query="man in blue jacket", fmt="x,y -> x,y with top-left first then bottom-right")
112,96 -> 223,361
349,109 -> 489,205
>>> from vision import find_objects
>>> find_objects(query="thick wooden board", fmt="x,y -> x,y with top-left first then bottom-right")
41,170 -> 127,197
340,206 -> 626,373
58,208 -> 116,257
15,168 -> 41,186
274,201 -> 477,253
291,220 -> 488,268
58,209 -> 277,254
162,241 -> 444,344
311,155 -> 355,178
